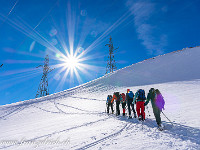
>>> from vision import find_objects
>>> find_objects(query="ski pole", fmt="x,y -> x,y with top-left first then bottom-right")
105,103 -> 108,113
146,106 -> 151,117
162,111 -> 174,126
113,102 -> 115,114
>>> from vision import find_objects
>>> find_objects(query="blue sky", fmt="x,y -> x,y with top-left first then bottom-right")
0,0 -> 200,105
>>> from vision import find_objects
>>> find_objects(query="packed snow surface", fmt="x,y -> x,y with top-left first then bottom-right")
0,47 -> 200,149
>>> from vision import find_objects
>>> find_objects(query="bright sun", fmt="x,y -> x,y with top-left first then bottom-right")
64,55 -> 80,69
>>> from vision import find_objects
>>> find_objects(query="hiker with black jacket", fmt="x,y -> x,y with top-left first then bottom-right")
145,88 -> 165,130
126,89 -> 136,119
111,92 -> 120,116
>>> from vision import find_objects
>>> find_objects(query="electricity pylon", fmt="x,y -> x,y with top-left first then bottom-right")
35,55 -> 54,98
105,36 -> 118,74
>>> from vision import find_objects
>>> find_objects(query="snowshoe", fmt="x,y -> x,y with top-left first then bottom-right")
116,112 -> 120,116
158,124 -> 164,131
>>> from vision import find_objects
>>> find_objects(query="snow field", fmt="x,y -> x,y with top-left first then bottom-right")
0,47 -> 200,149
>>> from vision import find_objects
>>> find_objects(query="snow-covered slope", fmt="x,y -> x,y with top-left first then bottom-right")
0,47 -> 200,150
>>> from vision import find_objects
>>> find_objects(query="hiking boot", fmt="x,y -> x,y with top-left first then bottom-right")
160,124 -> 164,128
123,113 -> 125,116
134,113 -> 137,118
128,116 -> 132,119
138,115 -> 142,121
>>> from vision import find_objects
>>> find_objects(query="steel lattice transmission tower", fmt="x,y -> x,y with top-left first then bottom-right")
36,55 -> 54,98
105,36 -> 118,74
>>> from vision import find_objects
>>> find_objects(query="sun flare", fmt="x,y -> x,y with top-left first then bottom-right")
64,55 -> 80,69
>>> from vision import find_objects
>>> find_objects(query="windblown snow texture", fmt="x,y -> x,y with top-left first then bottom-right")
0,47 -> 200,149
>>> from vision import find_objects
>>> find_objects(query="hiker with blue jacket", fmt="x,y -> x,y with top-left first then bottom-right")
126,89 -> 136,119
145,88 -> 165,130
106,95 -> 114,114
133,89 -> 146,121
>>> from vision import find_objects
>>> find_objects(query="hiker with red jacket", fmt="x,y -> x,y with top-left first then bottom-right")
111,92 -> 120,116
133,89 -> 146,121
145,88 -> 165,130
120,93 -> 126,116
126,89 -> 136,118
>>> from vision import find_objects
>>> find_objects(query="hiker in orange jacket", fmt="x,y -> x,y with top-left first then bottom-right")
111,94 -> 116,103
111,92 -> 120,116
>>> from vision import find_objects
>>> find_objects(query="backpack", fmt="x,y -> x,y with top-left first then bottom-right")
137,89 -> 146,100
155,90 -> 165,111
107,95 -> 112,103
120,93 -> 126,103
114,92 -> 120,102
128,91 -> 134,99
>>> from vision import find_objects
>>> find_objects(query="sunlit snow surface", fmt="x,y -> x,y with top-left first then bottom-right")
0,47 -> 200,149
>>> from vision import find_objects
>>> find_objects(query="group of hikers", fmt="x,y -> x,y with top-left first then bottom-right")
106,88 -> 165,130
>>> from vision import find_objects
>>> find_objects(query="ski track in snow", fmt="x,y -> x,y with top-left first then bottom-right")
0,105 -> 29,120
75,123 -> 130,150
0,117 -> 111,149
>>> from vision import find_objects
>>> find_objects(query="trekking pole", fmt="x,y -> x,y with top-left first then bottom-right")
113,102 -> 115,114
162,111 -> 174,126
146,106 -> 151,117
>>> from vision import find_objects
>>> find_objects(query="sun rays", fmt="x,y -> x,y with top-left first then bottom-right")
0,0 -> 132,92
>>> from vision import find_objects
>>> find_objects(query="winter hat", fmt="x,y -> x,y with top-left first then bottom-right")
149,88 -> 155,93
127,89 -> 130,93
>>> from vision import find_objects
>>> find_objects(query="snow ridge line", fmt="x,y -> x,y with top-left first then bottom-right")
0,105 -> 28,120
44,47 -> 195,99
0,107 -> 21,120
0,83 -> 108,108
1,46 -> 195,107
